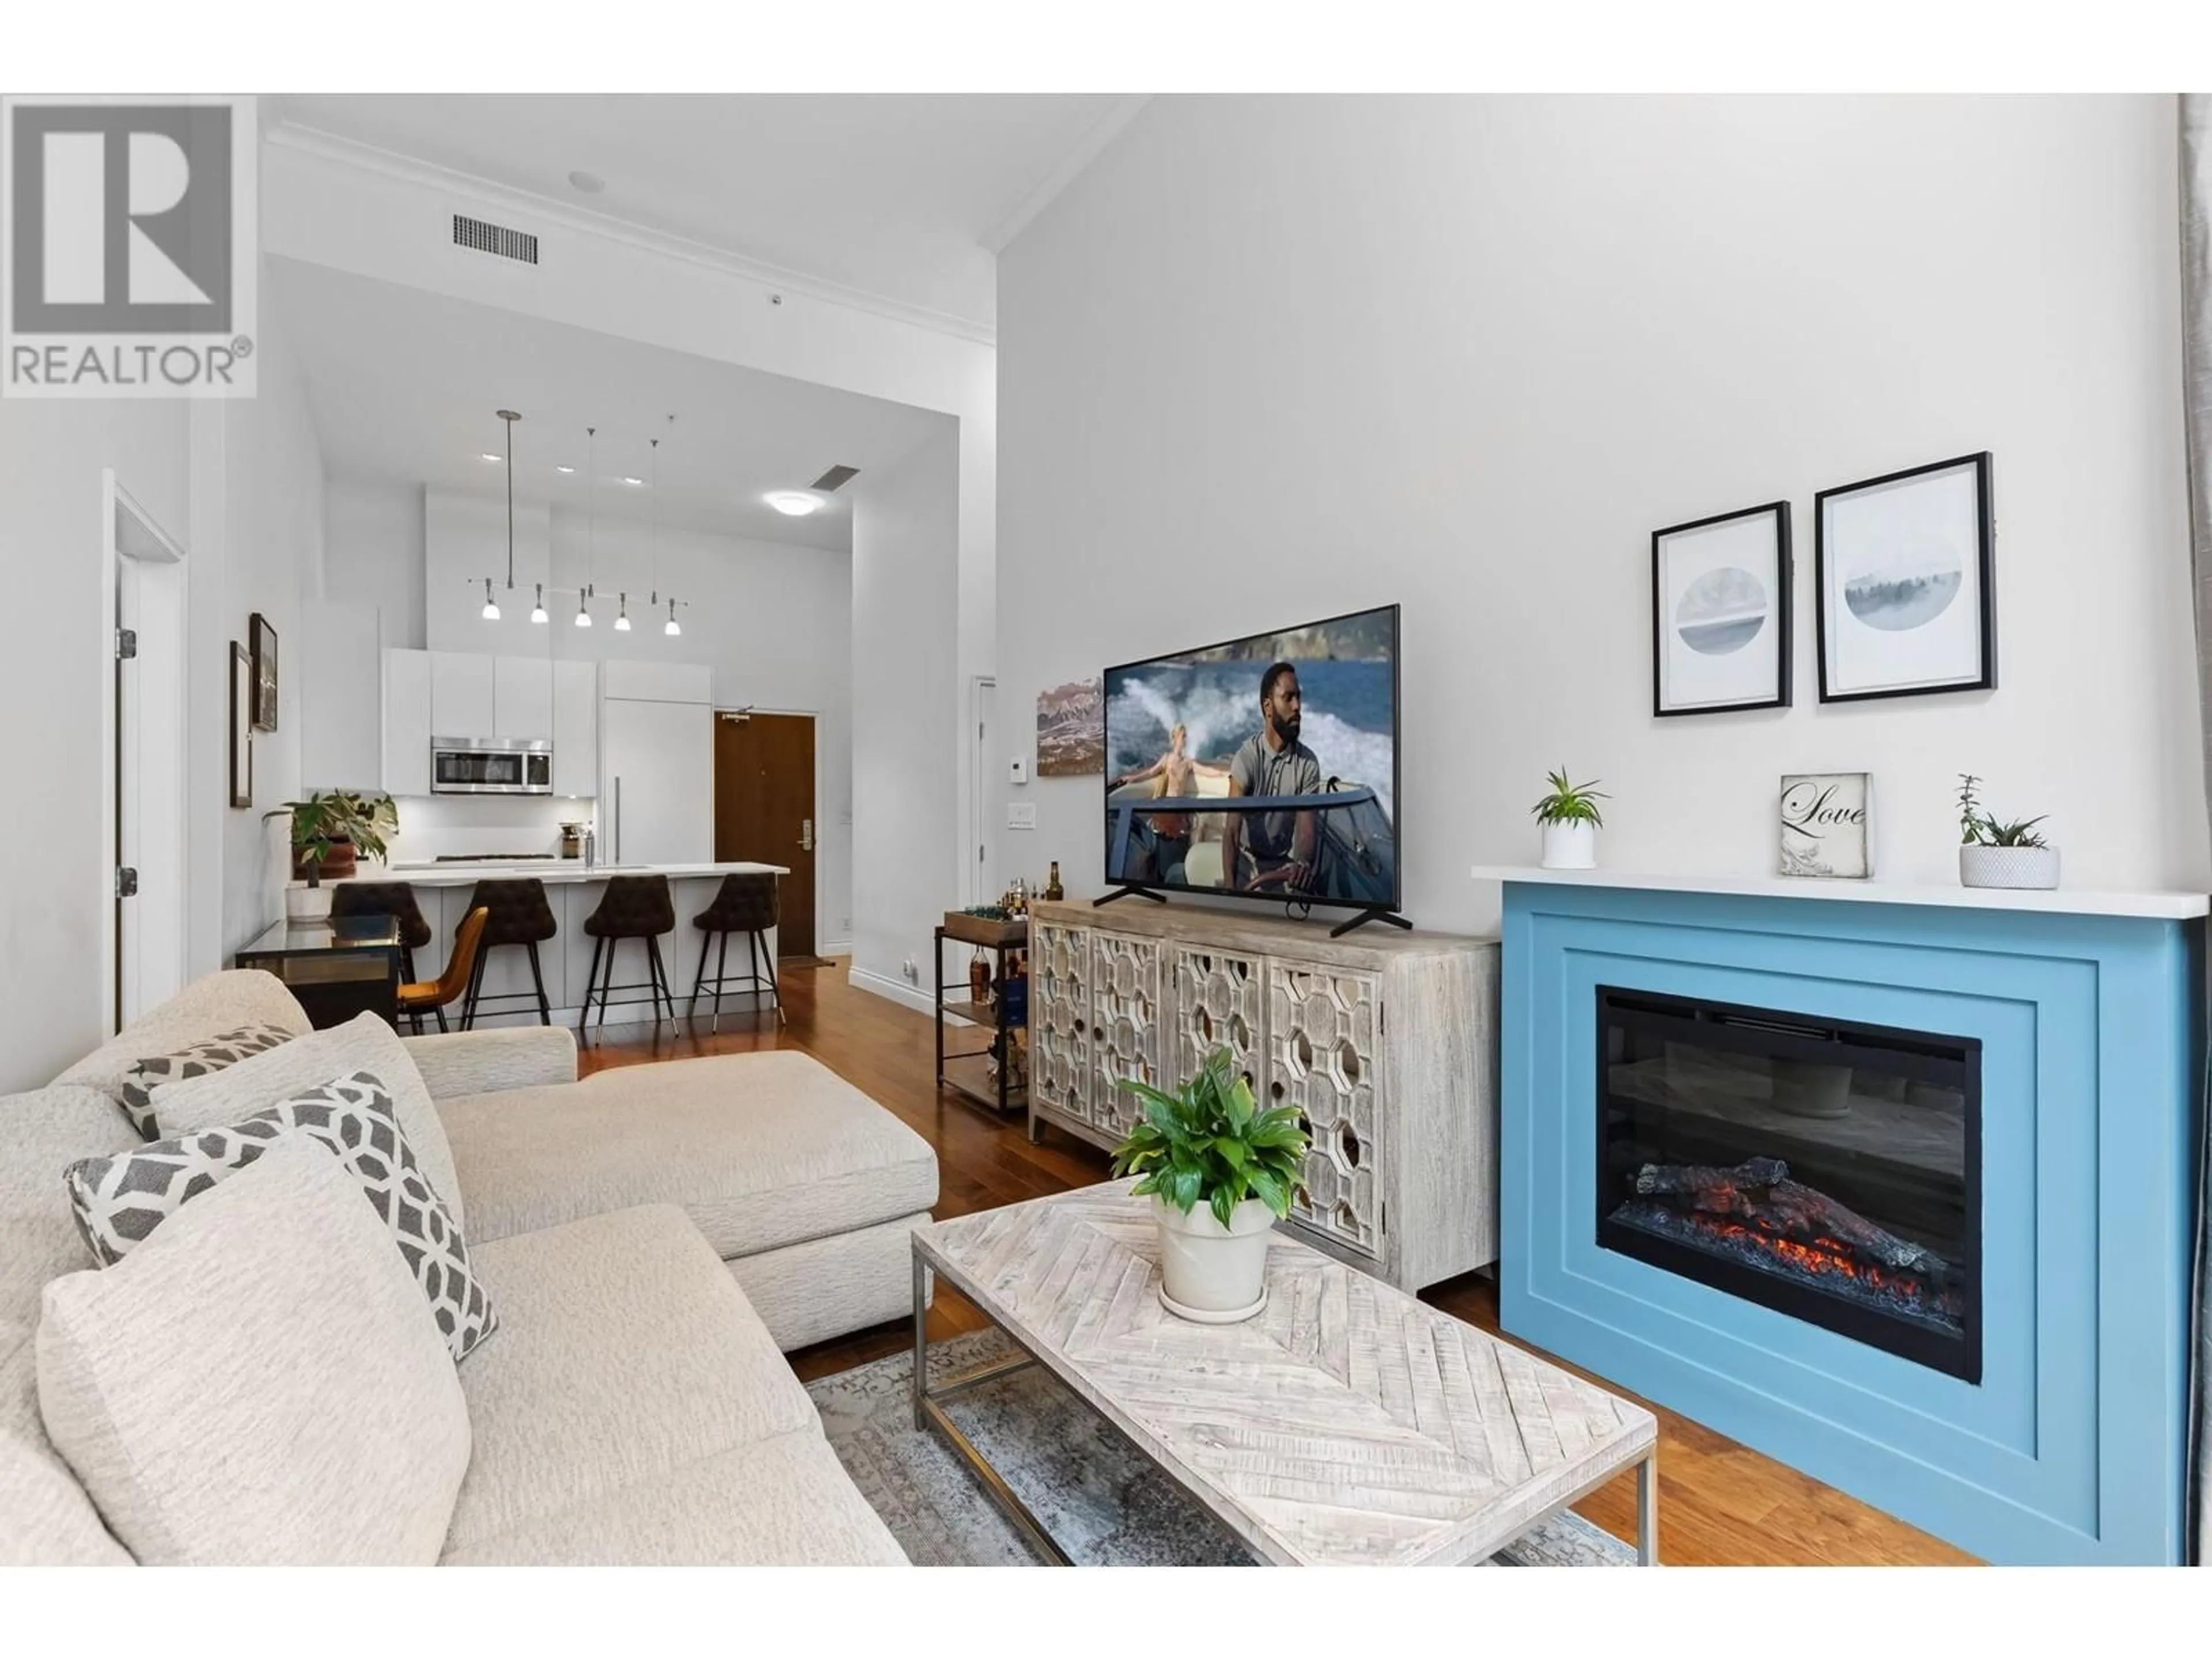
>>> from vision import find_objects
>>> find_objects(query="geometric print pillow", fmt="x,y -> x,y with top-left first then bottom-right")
62,1070 -> 498,1363
114,1022 -> 295,1139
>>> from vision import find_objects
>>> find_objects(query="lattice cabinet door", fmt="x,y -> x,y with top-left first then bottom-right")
1031,922 -> 1092,1127
1171,945 -> 1266,1100
1085,930 -> 1165,1139
1265,963 -> 1385,1260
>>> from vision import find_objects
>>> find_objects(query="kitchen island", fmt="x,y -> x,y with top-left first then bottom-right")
339,860 -> 790,1028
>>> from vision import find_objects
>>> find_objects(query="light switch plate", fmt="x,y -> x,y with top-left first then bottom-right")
1007,802 -> 1037,830
1009,756 -> 1029,785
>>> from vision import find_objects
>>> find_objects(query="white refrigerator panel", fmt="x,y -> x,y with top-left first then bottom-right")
600,697 -> 711,865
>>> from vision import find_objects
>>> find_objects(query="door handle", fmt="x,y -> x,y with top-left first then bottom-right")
613,777 -> 622,863
800,818 -> 815,853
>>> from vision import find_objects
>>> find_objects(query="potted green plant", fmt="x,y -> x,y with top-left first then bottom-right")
266,791 -> 399,920
1955,774 -> 2057,890
1531,767 -> 1608,870
1110,1048 -> 1310,1323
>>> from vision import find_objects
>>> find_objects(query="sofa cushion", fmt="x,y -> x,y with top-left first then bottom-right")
65,1071 -> 498,1362
402,1025 -> 577,1100
440,1428 -> 907,1566
444,1203 -> 817,1554
0,1325 -> 131,1566
36,1138 -> 471,1566
442,1050 -> 937,1257
112,1022 -> 296,1139
147,1012 -> 465,1231
0,1086 -> 145,1332
51,969 -> 309,1102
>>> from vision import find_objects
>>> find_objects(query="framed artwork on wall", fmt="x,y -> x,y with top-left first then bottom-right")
229,642 -> 254,809
1036,675 -> 1104,776
249,612 -> 279,732
1815,453 -> 1994,703
1779,772 -> 1871,878
1651,501 -> 1792,716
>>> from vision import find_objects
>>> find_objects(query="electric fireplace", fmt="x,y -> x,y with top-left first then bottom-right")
1596,987 -> 1981,1381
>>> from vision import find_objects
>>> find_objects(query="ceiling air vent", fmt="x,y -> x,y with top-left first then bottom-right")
452,214 -> 539,266
811,464 -> 860,493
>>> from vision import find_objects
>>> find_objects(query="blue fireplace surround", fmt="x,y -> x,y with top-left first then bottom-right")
1496,879 -> 2203,1565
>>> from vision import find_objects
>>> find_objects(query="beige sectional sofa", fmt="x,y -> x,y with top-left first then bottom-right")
1,969 -> 937,1566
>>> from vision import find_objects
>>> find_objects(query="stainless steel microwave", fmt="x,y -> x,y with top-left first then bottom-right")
431,736 -> 552,795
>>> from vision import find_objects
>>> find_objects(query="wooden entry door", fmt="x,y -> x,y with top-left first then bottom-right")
713,711 -> 816,958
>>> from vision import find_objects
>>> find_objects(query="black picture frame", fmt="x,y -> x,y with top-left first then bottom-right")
1815,452 -> 1995,704
1650,501 -> 1792,717
249,612 -> 279,732
229,642 -> 254,808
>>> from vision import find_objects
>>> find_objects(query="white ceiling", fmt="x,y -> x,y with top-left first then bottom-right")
271,255 -> 951,551
267,94 -> 1144,334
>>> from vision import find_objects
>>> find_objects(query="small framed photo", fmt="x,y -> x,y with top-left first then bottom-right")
1816,452 -> 1994,703
249,611 -> 279,732
1651,501 -> 1791,716
1779,772 -> 1871,879
229,642 -> 254,809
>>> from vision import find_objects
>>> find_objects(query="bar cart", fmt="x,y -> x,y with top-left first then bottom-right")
934,909 -> 1029,1115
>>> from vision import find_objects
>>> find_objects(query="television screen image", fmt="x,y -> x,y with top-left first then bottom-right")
1103,605 -> 1398,911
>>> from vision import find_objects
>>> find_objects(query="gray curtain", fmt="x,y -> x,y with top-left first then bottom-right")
2186,92 -> 2211,1566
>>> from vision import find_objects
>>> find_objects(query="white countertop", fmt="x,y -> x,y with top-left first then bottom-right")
1469,863 -> 2209,921
358,860 -> 789,888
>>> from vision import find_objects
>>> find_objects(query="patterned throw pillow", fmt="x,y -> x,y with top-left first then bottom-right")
62,1070 -> 498,1362
115,1022 -> 294,1139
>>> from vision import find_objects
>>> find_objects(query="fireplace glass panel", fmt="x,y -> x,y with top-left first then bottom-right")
1597,987 -> 1980,1381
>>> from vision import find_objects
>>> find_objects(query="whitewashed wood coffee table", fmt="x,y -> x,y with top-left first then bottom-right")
911,1183 -> 1658,1566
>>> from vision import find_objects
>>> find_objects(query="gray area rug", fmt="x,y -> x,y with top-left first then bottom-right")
808,1328 -> 1635,1566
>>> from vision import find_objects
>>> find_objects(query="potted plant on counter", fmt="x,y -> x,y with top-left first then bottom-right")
1531,767 -> 1608,870
1110,1048 -> 1309,1324
1956,774 -> 2058,890
268,791 -> 399,920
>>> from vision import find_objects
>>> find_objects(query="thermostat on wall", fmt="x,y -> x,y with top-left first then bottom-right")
1009,756 -> 1028,785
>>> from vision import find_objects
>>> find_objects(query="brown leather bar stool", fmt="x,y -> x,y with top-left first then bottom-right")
461,878 -> 558,1029
329,881 -> 434,984
578,874 -> 678,1036
688,872 -> 783,1032
397,907 -> 488,1035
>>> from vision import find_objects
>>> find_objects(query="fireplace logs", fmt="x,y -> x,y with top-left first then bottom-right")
1618,1157 -> 1962,1326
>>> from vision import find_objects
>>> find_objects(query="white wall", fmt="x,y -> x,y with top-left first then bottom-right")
850,425 -> 961,1003
995,95 -> 2209,935
323,476 -> 425,648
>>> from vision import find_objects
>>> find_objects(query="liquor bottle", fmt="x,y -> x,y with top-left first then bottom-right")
1044,861 -> 1064,902
968,949 -> 990,1005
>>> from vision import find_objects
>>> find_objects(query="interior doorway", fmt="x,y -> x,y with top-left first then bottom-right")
102,472 -> 188,1033
713,709 -> 819,960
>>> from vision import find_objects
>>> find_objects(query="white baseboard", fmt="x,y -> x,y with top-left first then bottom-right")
847,966 -> 938,1017
820,937 -> 853,955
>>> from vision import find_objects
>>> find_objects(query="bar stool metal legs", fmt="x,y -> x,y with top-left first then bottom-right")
688,924 -> 781,1033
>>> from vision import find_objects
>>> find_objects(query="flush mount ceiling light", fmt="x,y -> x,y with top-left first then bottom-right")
620,476 -> 645,487
765,490 -> 824,517
555,464 -> 575,475
478,452 -> 501,463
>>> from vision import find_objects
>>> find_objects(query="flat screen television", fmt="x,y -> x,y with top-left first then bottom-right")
1103,604 -> 1400,916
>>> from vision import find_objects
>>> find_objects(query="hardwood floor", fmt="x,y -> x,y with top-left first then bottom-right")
577,957 -> 1976,1566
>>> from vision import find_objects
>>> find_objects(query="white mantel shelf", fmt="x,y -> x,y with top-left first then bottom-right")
1469,864 -> 2209,921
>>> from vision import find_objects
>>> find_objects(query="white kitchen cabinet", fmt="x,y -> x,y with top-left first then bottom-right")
493,656 -> 552,739
381,649 -> 433,797
430,651 -> 495,740
301,601 -> 382,791
600,696 -> 711,865
552,660 -> 597,799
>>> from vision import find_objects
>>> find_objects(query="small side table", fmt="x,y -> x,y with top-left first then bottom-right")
235,914 -> 403,1030
935,911 -> 1029,1116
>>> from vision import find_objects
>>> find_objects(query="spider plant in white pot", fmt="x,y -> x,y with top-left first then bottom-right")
1111,1050 -> 1310,1324
1531,768 -> 1608,870
1956,774 -> 2058,890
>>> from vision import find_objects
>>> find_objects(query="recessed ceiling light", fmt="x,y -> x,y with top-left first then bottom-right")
555,464 -> 575,475
568,169 -> 605,195
766,490 -> 824,517
479,452 -> 502,463
621,476 -> 644,487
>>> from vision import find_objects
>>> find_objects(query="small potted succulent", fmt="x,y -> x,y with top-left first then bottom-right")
267,791 -> 399,920
1955,774 -> 2058,890
1111,1048 -> 1310,1323
1531,767 -> 1608,870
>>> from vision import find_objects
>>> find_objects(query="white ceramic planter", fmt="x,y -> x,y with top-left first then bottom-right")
285,882 -> 332,922
1540,820 -> 1597,870
1959,844 -> 2059,891
1152,1194 -> 1275,1323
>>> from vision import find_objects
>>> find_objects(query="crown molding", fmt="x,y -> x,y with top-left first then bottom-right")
262,120 -> 1000,348
982,95 -> 1151,255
